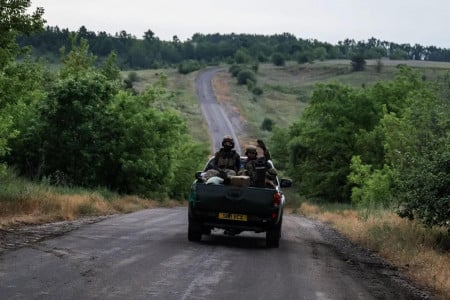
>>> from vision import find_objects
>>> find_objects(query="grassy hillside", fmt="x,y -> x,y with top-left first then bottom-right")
125,59 -> 450,149
122,69 -> 210,146
138,59 -> 449,297
213,59 -> 450,146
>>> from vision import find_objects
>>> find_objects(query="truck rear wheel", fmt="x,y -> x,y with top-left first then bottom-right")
266,217 -> 282,248
188,217 -> 202,242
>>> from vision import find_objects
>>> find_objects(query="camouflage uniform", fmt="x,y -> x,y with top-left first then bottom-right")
240,142 -> 278,188
208,135 -> 241,180
213,148 -> 240,173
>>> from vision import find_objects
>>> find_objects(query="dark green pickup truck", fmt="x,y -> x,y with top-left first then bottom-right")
188,157 -> 292,248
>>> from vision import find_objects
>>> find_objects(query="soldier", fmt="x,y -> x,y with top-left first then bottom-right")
207,135 -> 241,180
240,140 -> 277,188
257,139 -> 271,160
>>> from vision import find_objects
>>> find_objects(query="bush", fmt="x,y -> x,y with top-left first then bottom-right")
351,54 -> 366,71
177,60 -> 202,74
229,64 -> 242,77
234,49 -> 252,64
127,71 -> 139,82
237,69 -> 256,85
271,53 -> 285,66
246,80 -> 255,92
251,63 -> 259,73
252,86 -> 263,96
348,156 -> 394,209
296,51 -> 314,64
261,118 -> 274,131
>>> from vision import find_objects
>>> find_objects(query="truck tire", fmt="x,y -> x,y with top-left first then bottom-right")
266,217 -> 282,248
188,217 -> 202,242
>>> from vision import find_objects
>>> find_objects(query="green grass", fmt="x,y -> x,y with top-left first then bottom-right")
120,59 -> 450,147
121,68 -> 210,145
222,60 -> 450,140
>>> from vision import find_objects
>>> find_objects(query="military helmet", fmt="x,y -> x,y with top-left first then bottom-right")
245,145 -> 257,155
222,135 -> 234,147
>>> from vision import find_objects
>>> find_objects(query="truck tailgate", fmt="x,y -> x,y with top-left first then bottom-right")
194,184 -> 276,215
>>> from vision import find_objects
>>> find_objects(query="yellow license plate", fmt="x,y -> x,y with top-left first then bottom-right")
218,212 -> 248,221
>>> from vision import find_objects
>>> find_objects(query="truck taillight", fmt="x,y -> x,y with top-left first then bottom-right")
273,192 -> 281,206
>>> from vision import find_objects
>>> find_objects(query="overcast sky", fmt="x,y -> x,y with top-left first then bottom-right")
29,0 -> 450,48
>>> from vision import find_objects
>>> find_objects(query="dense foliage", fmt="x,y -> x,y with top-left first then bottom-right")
0,0 -> 45,176
17,26 -> 450,70
3,1 -> 449,226
272,66 -> 450,230
1,1 -> 207,199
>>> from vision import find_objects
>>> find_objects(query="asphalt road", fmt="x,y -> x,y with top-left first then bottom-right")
195,68 -> 242,154
0,68 -> 429,300
0,208 -> 426,299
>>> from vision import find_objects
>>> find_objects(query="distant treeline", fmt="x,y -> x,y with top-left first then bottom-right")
17,26 -> 450,69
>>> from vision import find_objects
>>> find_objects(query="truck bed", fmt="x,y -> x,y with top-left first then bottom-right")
193,183 -> 278,215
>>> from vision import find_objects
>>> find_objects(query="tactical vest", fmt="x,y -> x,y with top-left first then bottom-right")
216,150 -> 238,170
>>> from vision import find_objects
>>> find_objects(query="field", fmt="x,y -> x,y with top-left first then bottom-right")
143,59 -> 449,298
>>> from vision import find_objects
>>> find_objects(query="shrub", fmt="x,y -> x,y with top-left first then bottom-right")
251,62 -> 259,73
296,51 -> 314,64
177,60 -> 202,74
237,69 -> 256,85
271,53 -> 285,66
234,49 -> 252,64
127,71 -> 139,82
351,54 -> 366,71
252,86 -> 263,96
229,64 -> 242,77
261,118 -> 274,131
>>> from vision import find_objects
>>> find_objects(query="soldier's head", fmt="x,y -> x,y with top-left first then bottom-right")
245,145 -> 257,160
222,135 -> 234,150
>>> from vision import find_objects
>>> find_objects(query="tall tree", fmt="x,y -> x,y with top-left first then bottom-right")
0,0 -> 45,175
287,83 -> 379,201
0,0 -> 45,69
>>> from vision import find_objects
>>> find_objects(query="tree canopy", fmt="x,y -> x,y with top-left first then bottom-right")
272,66 -> 450,230
1,7 -> 207,198
17,26 -> 450,70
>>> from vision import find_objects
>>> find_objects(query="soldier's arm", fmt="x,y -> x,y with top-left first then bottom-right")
206,152 -> 220,170
257,139 -> 271,160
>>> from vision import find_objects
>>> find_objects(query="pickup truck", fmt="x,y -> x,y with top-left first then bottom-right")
188,157 -> 292,248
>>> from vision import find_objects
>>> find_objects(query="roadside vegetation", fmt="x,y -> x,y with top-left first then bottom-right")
0,168 -> 179,228
296,203 -> 450,298
1,1 -> 449,297
213,60 -> 450,297
0,1 -> 207,229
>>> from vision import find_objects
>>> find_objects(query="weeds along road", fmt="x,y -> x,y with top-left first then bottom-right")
0,68 -> 430,299
0,208 -> 428,299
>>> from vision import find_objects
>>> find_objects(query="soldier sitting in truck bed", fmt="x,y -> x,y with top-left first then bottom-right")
239,140 -> 277,188
203,135 -> 241,183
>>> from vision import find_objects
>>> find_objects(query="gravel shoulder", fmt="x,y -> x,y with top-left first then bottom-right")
307,216 -> 433,299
